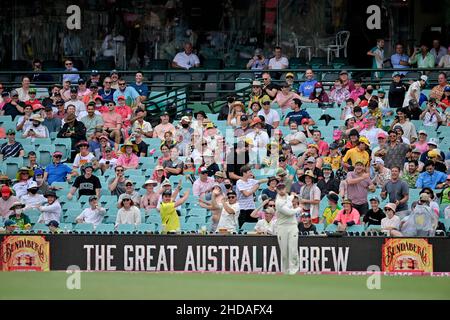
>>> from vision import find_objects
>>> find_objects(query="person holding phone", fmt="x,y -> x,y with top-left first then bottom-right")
420,98 -> 442,128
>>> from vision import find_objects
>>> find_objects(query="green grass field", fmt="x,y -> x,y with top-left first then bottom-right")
1,272 -> 450,300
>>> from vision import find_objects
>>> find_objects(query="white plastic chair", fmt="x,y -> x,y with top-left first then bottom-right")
291,32 -> 312,62
318,31 -> 350,65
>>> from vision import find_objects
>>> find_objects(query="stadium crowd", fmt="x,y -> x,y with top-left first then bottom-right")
0,40 -> 450,238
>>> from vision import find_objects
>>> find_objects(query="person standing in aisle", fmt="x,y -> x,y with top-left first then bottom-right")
275,182 -> 302,275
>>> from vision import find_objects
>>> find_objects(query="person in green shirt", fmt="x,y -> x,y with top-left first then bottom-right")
320,192 -> 341,226
401,160 -> 420,188
8,202 -> 31,230
440,176 -> 450,204
409,44 -> 435,69
47,220 -> 62,234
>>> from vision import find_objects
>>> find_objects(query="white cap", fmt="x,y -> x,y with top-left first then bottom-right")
373,157 -> 384,165
345,114 -> 355,121
427,138 -> 439,147
27,181 -> 38,189
420,75 -> 428,82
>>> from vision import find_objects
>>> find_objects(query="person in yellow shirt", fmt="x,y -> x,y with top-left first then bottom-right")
320,192 -> 341,226
342,136 -> 370,169
159,189 -> 190,232
323,142 -> 342,171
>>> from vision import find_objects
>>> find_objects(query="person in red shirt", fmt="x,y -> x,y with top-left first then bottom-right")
94,96 -> 109,114
438,86 -> 450,112
115,96 -> 132,129
25,88 -> 41,109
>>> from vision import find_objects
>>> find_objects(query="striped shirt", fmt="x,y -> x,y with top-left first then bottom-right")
0,142 -> 24,160
236,179 -> 258,210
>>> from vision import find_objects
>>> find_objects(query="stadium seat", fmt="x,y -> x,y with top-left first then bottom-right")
73,223 -> 95,233
241,222 -> 257,232
1,158 -> 24,179
441,219 -> 450,231
325,224 -> 338,232
53,138 -> 72,162
117,224 -> 136,234
36,145 -> 55,167
59,223 -> 73,232
181,221 -> 197,232
346,225 -> 365,233
104,215 -> 117,224
24,209 -> 41,224
146,214 -> 162,226
95,223 -> 115,234
31,223 -> 49,233
314,223 -> 325,233
64,209 -> 81,223
136,223 -> 156,233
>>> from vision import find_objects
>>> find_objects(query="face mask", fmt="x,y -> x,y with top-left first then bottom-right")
224,184 -> 232,189
36,177 -> 43,183
29,188 -> 38,194
323,172 -> 331,178
96,103 -> 102,107
33,123 -> 40,127
290,129 -> 297,135
316,88 -> 322,93
182,123 -> 190,128
366,89 -> 373,94
15,209 -> 23,215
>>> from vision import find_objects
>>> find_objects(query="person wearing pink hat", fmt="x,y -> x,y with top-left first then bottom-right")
115,95 -> 133,130
0,185 -> 18,219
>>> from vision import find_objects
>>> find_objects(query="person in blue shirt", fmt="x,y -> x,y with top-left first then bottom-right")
390,43 -> 410,75
98,77 -> 116,101
415,161 -> 447,189
284,98 -> 315,126
112,80 -> 140,104
129,71 -> 149,101
298,69 -> 317,97
62,59 -> 80,83
44,151 -> 76,185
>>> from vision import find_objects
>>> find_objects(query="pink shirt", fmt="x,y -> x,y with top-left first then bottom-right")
102,112 -> 123,129
316,140 -> 330,156
349,87 -> 365,102
192,177 -> 215,197
0,196 -> 18,219
153,123 -> 176,140
115,106 -> 133,128
274,91 -> 301,112
414,141 -> 428,154
333,208 -> 361,225
116,153 -> 139,169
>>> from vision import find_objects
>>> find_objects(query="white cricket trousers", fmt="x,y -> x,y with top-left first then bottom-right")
277,224 -> 299,275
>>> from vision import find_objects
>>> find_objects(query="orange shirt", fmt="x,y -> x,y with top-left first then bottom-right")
102,112 -> 122,129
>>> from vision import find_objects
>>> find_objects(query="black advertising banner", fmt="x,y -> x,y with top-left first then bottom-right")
0,235 -> 449,272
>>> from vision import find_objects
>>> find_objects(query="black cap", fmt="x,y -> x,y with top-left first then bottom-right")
78,78 -> 86,84
44,106 -> 53,112
353,106 -> 362,113
91,70 -> 99,75
327,192 -> 339,203
349,129 -> 359,137
1,92 -> 9,97
70,87 -> 78,93
240,114 -> 248,121
89,195 -> 98,202
89,82 -> 98,88
55,100 -> 65,105
162,190 -> 172,197
46,220 -> 59,227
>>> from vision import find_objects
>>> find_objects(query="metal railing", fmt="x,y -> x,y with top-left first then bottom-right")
0,67 -> 448,112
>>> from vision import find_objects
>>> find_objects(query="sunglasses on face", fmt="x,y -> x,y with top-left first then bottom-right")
53,155 -> 62,158
65,63 -> 72,66
228,196 -> 236,199
123,199 -> 131,202
104,81 -> 112,84
267,204 -> 275,207
116,169 -> 124,172
119,83 -> 126,86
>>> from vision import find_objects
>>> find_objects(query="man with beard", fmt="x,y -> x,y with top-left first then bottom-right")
316,164 -> 340,199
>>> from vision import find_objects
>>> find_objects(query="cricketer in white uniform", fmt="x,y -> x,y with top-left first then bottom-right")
275,183 -> 302,275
